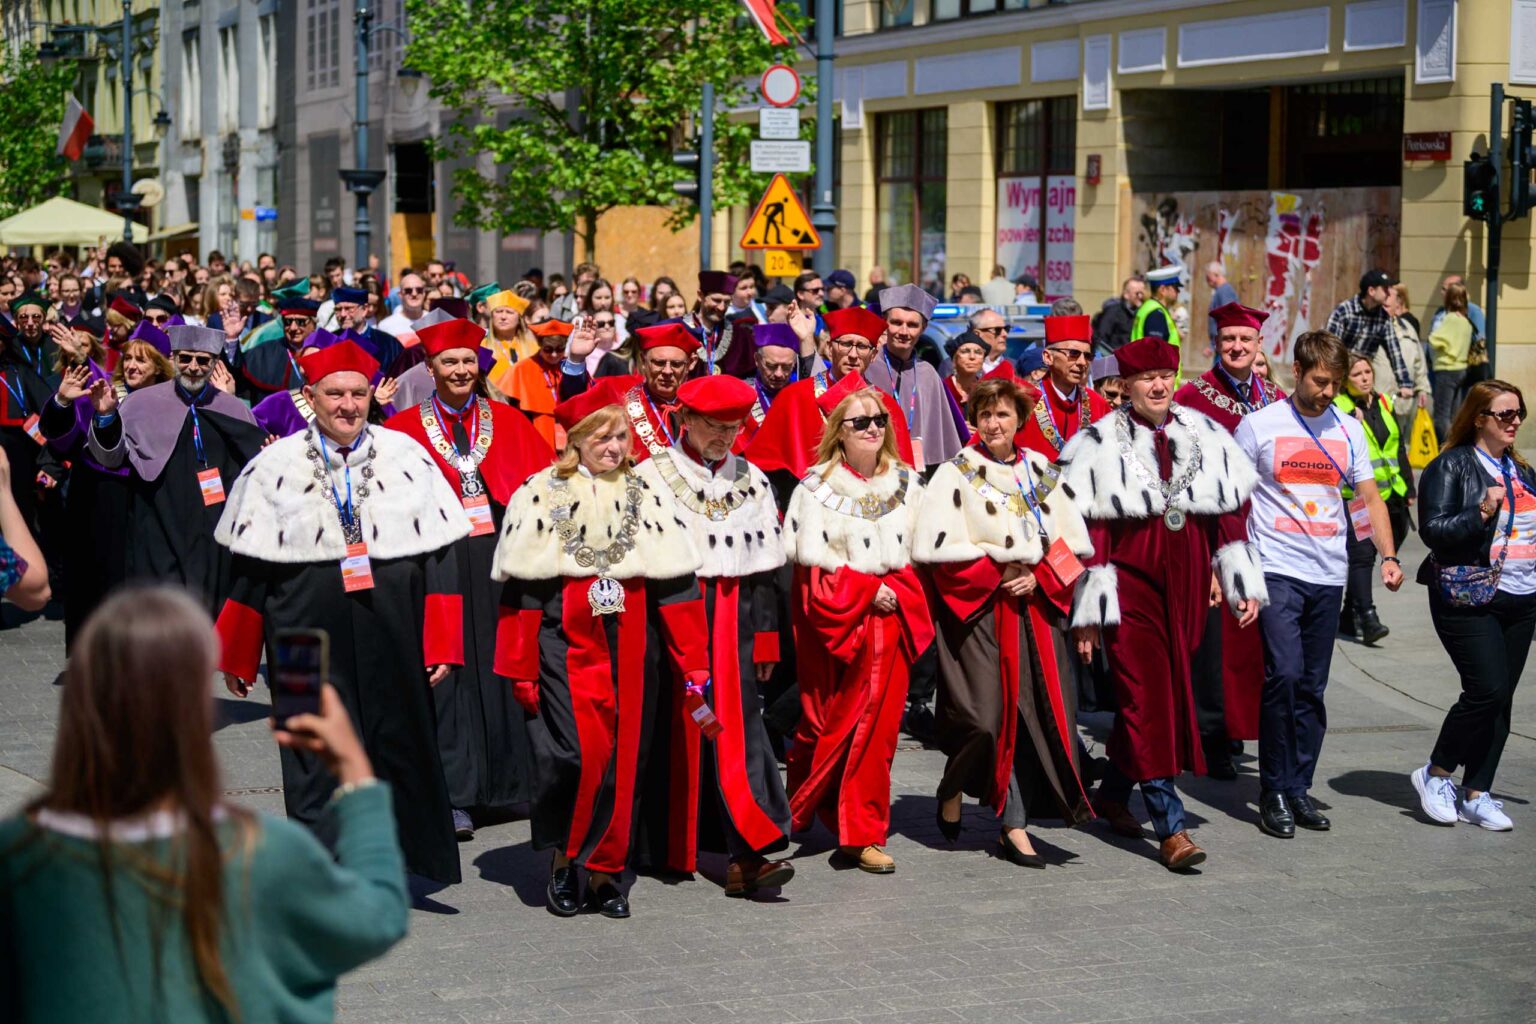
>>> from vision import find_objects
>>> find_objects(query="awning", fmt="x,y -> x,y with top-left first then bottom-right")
0,196 -> 147,246
146,221 -> 199,242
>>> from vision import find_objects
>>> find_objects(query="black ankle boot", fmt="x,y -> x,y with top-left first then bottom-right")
1358,608 -> 1389,645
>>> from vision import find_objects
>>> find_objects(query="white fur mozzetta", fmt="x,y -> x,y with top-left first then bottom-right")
783,460 -> 923,575
1071,565 -> 1121,629
1055,404 -> 1258,521
491,465 -> 701,582
914,447 -> 1094,566
216,427 -> 471,562
1213,540 -> 1270,612
642,449 -> 785,579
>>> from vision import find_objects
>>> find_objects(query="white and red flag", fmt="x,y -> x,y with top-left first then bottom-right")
56,93 -> 94,161
740,0 -> 787,45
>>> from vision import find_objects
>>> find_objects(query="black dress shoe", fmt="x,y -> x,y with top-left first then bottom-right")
997,834 -> 1045,868
586,881 -> 630,919
1290,793 -> 1332,831
1358,609 -> 1390,646
546,865 -> 580,917
936,791 -> 962,843
1204,751 -> 1237,781
1259,791 -> 1295,838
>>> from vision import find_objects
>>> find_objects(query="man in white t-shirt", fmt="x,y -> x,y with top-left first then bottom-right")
1235,330 -> 1404,840
378,271 -> 429,346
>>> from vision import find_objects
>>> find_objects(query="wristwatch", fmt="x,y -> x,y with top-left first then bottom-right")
1382,556 -> 1401,566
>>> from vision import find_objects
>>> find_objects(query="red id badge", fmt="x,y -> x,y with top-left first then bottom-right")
22,414 -> 44,446
1033,537 -> 1086,614
197,468 -> 226,505
340,542 -> 375,592
463,494 -> 495,536
1347,496 -> 1373,541
684,689 -> 724,739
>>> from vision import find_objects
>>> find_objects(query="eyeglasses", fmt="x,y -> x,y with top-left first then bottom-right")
842,413 -> 889,431
801,285 -> 824,294
975,325 -> 1007,335
146,312 -> 172,325
400,286 -> 426,296
1047,346 -> 1092,362
1482,408 -> 1526,424
14,312 -> 43,323
591,318 -> 615,329
174,353 -> 215,367
282,316 -> 313,327
830,338 -> 876,354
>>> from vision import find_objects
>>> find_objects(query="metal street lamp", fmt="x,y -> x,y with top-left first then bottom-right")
343,0 -> 415,273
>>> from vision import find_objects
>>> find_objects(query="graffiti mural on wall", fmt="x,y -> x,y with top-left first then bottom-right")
1129,188 -> 1401,371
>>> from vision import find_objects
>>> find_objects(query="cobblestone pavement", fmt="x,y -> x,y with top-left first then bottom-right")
4,537 -> 1534,1023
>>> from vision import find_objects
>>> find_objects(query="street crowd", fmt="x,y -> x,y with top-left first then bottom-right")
0,240 -> 1530,1023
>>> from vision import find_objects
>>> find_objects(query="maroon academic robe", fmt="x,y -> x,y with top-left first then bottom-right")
1019,380 -> 1113,462
1057,405 -> 1266,781
1172,370 -> 1287,740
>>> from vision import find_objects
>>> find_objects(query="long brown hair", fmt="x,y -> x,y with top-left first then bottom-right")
1444,379 -> 1529,467
814,387 -> 904,476
110,340 -> 175,390
33,586 -> 254,1017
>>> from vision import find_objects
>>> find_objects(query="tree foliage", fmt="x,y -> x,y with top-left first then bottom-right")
403,0 -> 811,260
0,46 -> 79,220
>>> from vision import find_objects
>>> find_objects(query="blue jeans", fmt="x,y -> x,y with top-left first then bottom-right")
1258,574 -> 1343,797
1099,764 -> 1186,840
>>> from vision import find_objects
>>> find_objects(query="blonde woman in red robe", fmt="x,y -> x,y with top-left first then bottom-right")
783,386 -> 932,874
915,378 -> 1095,868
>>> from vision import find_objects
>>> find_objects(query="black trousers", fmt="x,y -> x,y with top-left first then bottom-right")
1345,498 -> 1409,616
1428,587 -> 1536,793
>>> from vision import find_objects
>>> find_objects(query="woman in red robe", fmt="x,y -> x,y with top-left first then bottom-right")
916,378 -> 1095,868
783,386 -> 933,874
492,391 -> 709,919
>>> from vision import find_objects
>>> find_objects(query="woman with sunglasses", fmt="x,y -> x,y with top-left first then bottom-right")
916,378 -> 1095,867
783,384 -> 932,875
1410,380 -> 1535,832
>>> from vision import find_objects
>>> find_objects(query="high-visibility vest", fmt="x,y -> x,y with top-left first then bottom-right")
1333,390 -> 1407,501
1131,298 -> 1182,348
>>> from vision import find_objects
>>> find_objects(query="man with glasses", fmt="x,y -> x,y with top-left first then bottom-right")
1,293 -> 65,534
1020,314 -> 1113,462
866,284 -> 966,473
379,271 -> 431,342
55,275 -> 85,324
234,297 -> 323,401
327,285 -> 403,379
86,324 -> 265,613
966,309 -> 1012,375
822,269 -> 860,311
143,295 -> 179,328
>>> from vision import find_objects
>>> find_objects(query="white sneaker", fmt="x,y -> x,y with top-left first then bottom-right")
1410,764 -> 1458,825
1457,792 -> 1513,831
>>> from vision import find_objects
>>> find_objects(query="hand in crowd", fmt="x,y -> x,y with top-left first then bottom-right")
224,671 -> 253,697
1482,485 -> 1507,520
1074,625 -> 1100,663
35,471 -> 57,490
46,322 -> 77,355
754,662 -> 774,683
1208,573 -> 1223,609
87,378 -> 117,416
262,433 -> 280,448
999,562 -> 1037,598
567,319 -> 598,360
1234,598 -> 1260,629
220,300 -> 246,339
272,682 -> 376,786
1417,393 -> 1428,409
787,302 -> 817,352
1380,560 -> 1405,591
871,583 -> 899,613
374,376 -> 399,407
56,365 -> 92,404
211,362 -> 237,395
512,679 -> 540,716
427,664 -> 450,686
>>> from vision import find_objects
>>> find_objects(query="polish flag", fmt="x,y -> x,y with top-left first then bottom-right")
56,93 -> 94,162
740,0 -> 787,45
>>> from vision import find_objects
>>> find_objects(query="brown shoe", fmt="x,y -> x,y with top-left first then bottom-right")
1093,798 -> 1144,838
1159,830 -> 1207,872
838,844 -> 895,873
724,857 -> 795,897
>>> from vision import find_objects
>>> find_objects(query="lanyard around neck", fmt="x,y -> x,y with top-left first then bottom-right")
1288,399 -> 1350,487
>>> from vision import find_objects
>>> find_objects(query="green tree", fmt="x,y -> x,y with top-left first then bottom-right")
403,0 -> 810,261
0,46 -> 79,220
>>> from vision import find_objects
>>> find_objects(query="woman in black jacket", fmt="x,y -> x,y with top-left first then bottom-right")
1409,380 -> 1535,832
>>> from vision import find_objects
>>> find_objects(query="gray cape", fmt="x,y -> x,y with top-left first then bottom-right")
89,379 -> 258,482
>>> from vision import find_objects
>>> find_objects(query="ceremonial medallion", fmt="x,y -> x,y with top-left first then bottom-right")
588,576 -> 626,616
1163,508 -> 1186,532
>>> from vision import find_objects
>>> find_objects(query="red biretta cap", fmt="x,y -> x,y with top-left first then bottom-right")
553,379 -> 626,431
678,375 -> 756,422
300,339 -> 380,384
1043,315 -> 1091,345
418,318 -> 485,359
815,370 -> 871,416
1115,336 -> 1181,377
635,322 -> 701,356
822,307 -> 887,344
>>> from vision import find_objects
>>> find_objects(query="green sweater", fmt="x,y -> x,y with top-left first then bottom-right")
0,782 -> 408,1024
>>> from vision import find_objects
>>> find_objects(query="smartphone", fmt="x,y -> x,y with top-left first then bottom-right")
270,628 -> 328,720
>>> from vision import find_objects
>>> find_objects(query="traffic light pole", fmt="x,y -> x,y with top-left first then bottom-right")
700,82 -> 715,274
1486,84 -> 1504,375
810,0 -> 837,275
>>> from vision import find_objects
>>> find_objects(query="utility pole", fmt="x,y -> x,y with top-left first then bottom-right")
810,0 -> 836,275
119,0 -> 134,242
1486,83 -> 1504,374
340,0 -> 386,274
699,82 -> 715,273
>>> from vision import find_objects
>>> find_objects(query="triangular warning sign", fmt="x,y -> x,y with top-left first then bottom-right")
739,174 -> 821,250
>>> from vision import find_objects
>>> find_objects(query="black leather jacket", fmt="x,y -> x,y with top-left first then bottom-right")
1415,444 -> 1536,584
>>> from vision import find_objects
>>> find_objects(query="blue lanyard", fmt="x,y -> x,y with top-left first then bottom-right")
980,444 -> 1047,535
1217,366 -> 1264,412
286,348 -> 305,386
317,430 -> 356,527
754,379 -> 775,415
0,372 -> 29,416
1474,448 -> 1521,534
881,349 -> 917,427
1041,384 -> 1079,440
20,343 -> 43,376
1288,399 -> 1351,487
641,388 -> 677,447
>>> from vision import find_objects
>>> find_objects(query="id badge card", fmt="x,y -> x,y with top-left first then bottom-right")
910,436 -> 925,472
1033,536 -> 1086,614
22,414 -> 43,446
554,423 -> 569,452
341,542 -> 375,592
684,688 -> 723,739
1347,496 -> 1373,541
464,493 -> 495,536
197,468 -> 226,505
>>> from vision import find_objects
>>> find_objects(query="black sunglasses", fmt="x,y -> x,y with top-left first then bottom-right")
1482,408 -> 1526,424
175,353 -> 215,366
843,413 -> 889,431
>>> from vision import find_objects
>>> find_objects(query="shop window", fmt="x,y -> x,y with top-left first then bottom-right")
931,0 -> 1026,21
877,109 -> 947,294
1283,77 -> 1403,188
995,98 -> 1076,300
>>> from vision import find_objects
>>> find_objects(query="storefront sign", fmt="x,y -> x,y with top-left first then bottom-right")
1086,154 -> 1102,185
1403,131 -> 1452,161
995,176 -> 1075,301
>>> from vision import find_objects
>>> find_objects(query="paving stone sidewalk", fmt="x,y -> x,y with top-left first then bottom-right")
3,536 -> 1533,1023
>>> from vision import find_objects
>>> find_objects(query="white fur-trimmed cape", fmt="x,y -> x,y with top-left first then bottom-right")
491,464 -> 701,582
215,427 -> 471,562
783,460 -> 923,575
646,448 -> 785,579
914,447 -> 1093,566
1055,404 -> 1258,521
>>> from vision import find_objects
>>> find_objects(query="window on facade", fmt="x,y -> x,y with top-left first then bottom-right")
369,0 -> 404,70
306,0 -> 340,91
880,0 -> 915,29
256,14 -> 277,130
876,109 -> 946,295
1283,76 -> 1403,188
994,98 -> 1077,301
217,27 -> 239,134
180,33 -> 201,140
931,0 -> 1026,21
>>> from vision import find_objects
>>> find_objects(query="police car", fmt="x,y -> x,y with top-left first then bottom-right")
918,303 -> 1051,367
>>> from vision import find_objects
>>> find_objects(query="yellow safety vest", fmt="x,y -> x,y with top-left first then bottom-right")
1333,391 -> 1407,501
1131,298 -> 1182,348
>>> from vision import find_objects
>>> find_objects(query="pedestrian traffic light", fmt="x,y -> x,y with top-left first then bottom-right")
1463,152 -> 1498,222
672,148 -> 702,203
1511,98 -> 1535,219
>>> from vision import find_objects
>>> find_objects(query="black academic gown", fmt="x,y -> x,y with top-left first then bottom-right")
0,338 -> 63,540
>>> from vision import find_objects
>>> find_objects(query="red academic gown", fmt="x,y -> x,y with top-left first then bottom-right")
743,371 -> 915,479
1172,370 -> 1286,741
1018,381 -> 1113,461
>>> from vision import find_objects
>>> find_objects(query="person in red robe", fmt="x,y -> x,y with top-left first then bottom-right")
558,320 -> 700,463
783,384 -> 933,874
1060,336 -> 1266,872
733,320 -> 808,455
744,305 -> 913,510
491,388 -> 709,920
916,377 -> 1095,868
1173,301 -> 1288,779
383,317 -> 554,839
1019,314 -> 1114,462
